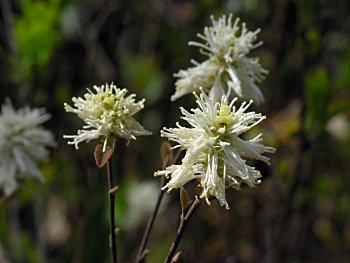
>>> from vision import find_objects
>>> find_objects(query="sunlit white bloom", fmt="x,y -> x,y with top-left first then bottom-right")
64,83 -> 151,151
0,100 -> 55,196
171,59 -> 221,101
155,90 -> 275,209
172,14 -> 268,104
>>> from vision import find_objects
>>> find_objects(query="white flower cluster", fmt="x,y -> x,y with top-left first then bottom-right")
172,14 -> 268,104
64,83 -> 151,151
156,14 -> 274,209
0,100 -> 55,196
155,90 -> 275,209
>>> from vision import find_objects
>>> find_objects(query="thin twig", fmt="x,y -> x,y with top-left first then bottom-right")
136,177 -> 167,263
135,149 -> 182,263
107,159 -> 117,263
164,198 -> 201,263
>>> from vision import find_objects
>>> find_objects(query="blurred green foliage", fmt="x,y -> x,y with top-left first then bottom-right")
305,67 -> 331,137
120,54 -> 165,104
337,51 -> 350,90
12,0 -> 63,83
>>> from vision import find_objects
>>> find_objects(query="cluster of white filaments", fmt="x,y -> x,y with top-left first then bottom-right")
0,100 -> 55,196
155,90 -> 275,209
61,14 -> 274,210
64,83 -> 151,151
172,14 -> 268,104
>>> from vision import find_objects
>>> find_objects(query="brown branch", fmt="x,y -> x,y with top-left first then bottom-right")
107,159 -> 117,263
164,197 -> 201,263
135,148 -> 182,263
135,177 -> 167,263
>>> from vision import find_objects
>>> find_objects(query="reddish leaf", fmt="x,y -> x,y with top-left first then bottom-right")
180,187 -> 192,215
94,144 -> 115,168
195,185 -> 203,197
160,141 -> 173,168
114,228 -> 121,236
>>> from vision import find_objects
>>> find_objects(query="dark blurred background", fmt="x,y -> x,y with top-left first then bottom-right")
1,0 -> 350,262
